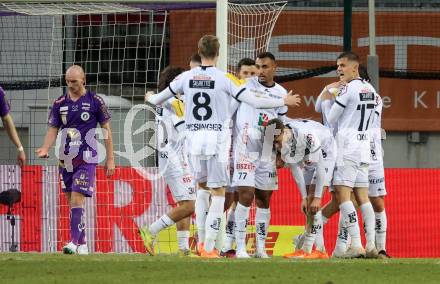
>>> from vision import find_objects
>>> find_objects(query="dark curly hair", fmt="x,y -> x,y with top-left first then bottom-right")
158,66 -> 185,92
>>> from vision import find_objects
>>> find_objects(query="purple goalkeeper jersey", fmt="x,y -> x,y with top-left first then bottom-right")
0,87 -> 11,117
48,90 -> 111,166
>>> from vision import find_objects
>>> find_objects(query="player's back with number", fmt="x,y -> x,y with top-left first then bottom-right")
169,66 -> 237,155
174,66 -> 235,129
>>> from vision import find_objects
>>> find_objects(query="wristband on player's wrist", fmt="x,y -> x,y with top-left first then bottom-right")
17,146 -> 24,152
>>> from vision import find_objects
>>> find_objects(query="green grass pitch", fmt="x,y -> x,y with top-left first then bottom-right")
1,254 -> 439,284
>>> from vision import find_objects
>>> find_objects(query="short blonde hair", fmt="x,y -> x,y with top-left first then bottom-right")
198,35 -> 219,59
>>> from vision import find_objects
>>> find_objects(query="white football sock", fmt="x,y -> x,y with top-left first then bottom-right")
334,213 -> 349,254
375,210 -> 387,251
149,214 -> 175,236
234,202 -> 250,252
360,202 -> 376,246
177,230 -> 190,251
255,207 -> 270,253
223,208 -> 236,251
204,195 -> 225,253
339,201 -> 362,248
195,189 -> 210,244
313,211 -> 325,252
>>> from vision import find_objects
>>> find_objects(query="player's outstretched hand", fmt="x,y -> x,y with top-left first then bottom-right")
144,91 -> 155,103
105,158 -> 115,177
35,147 -> 49,158
284,91 -> 301,107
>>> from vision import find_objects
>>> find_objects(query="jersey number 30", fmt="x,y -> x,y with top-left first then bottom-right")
193,92 -> 212,121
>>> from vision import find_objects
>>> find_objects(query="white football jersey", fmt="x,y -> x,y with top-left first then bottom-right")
369,92 -> 384,165
235,77 -> 288,132
283,118 -> 334,165
317,86 -> 340,136
333,78 -> 377,164
169,66 -> 242,156
156,97 -> 185,158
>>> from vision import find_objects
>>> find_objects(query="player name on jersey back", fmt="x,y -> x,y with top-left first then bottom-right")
189,79 -> 215,89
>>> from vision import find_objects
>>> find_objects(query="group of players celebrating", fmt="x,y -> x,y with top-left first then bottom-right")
0,33 -> 388,259
141,34 -> 389,259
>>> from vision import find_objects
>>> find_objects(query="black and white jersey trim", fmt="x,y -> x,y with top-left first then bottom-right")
169,85 -> 176,95
235,88 -> 246,102
335,100 -> 346,108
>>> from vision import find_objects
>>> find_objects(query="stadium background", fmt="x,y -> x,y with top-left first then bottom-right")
0,0 -> 439,258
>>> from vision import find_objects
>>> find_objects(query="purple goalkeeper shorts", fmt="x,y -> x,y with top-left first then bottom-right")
60,164 -> 96,197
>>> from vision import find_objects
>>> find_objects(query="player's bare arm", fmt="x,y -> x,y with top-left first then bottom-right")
1,113 -> 26,166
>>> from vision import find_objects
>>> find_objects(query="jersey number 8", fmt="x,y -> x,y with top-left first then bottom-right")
193,92 -> 212,121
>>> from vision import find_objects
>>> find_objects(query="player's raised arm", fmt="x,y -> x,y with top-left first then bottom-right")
145,88 -> 175,105
146,71 -> 186,105
234,88 -> 301,109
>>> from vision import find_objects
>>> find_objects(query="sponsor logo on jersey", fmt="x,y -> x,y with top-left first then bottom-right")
67,129 -> 80,139
236,163 -> 256,170
250,88 -> 266,97
82,103 -> 90,111
189,79 -> 215,89
72,105 -> 79,112
193,75 -> 211,80
258,113 -> 269,126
